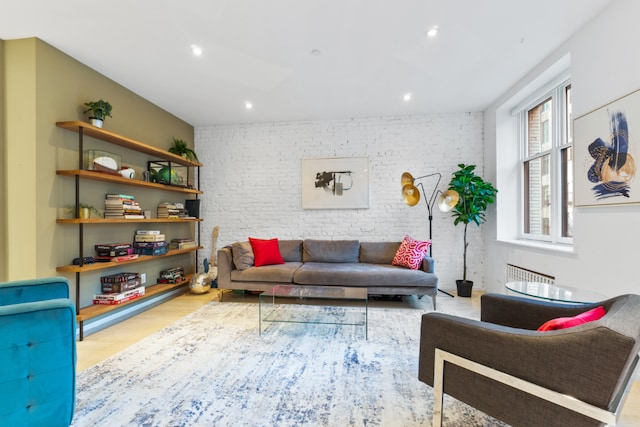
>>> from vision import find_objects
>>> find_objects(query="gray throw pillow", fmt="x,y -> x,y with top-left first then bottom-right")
232,241 -> 254,270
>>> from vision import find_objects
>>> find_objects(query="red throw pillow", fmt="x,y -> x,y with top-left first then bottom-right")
248,237 -> 285,267
537,306 -> 606,331
392,235 -> 431,270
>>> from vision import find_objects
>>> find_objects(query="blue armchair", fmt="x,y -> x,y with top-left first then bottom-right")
0,277 -> 76,426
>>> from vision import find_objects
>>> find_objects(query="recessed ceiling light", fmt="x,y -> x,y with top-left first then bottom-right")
426,26 -> 439,38
245,101 -> 253,110
404,93 -> 412,101
311,49 -> 322,56
191,44 -> 203,56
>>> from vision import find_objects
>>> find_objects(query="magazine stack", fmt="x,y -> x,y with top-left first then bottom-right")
104,194 -> 144,219
133,230 -> 168,255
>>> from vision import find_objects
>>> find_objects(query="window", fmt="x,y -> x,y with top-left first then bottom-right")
519,81 -> 573,243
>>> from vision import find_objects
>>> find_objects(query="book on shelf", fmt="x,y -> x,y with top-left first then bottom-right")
106,194 -> 135,200
95,243 -> 132,251
169,239 -> 197,250
134,234 -> 166,242
101,272 -> 140,283
124,214 -> 146,219
93,286 -> 145,302
101,277 -> 142,293
94,254 -> 140,263
92,293 -> 142,305
136,246 -> 169,256
133,241 -> 167,248
95,248 -> 134,257
136,230 -> 161,235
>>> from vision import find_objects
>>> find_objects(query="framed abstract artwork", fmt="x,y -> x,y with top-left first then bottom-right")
301,157 -> 370,209
574,89 -> 640,207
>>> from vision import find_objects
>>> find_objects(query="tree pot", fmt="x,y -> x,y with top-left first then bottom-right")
456,280 -> 473,297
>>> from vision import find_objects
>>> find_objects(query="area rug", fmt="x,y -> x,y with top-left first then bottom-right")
72,302 -> 506,426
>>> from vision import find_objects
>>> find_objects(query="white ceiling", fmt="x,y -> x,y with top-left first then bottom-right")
0,0 -> 611,127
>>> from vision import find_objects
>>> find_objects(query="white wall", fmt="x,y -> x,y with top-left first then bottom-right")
484,0 -> 640,297
196,113 -> 485,292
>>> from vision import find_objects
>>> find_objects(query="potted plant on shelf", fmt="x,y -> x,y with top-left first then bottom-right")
447,163 -> 498,297
83,99 -> 112,128
168,138 -> 198,161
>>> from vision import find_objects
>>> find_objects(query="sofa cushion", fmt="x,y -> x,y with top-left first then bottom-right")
360,242 -> 401,264
278,240 -> 303,262
294,262 -> 437,288
230,262 -> 302,283
303,239 -> 360,263
231,241 -> 254,270
392,235 -> 431,270
249,237 -> 285,267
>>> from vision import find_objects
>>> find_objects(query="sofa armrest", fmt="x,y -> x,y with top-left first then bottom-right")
419,311 -> 634,412
480,293 -> 606,330
0,277 -> 69,306
217,247 -> 234,289
421,256 -> 435,273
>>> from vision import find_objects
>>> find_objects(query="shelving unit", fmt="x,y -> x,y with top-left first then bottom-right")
56,121 -> 204,340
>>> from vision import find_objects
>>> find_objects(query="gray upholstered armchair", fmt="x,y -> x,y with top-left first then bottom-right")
0,277 -> 76,426
419,293 -> 640,427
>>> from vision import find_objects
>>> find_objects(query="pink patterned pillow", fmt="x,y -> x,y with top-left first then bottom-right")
392,235 -> 431,270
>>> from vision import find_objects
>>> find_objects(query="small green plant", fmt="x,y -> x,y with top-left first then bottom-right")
83,99 -> 113,121
169,138 -> 198,161
448,164 -> 498,282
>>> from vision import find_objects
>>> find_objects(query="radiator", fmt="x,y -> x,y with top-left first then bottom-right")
506,264 -> 555,284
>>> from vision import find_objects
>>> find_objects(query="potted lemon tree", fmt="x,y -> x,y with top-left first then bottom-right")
448,164 -> 498,297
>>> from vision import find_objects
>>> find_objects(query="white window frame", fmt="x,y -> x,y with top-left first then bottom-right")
517,78 -> 573,245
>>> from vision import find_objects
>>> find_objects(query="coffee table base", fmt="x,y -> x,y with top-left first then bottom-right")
259,285 -> 368,339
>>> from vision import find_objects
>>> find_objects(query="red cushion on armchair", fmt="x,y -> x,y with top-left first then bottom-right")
537,306 -> 606,331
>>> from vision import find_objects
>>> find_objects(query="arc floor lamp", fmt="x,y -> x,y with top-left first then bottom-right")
401,172 -> 459,297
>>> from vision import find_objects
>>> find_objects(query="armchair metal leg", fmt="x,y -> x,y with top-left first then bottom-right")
432,349 -> 619,426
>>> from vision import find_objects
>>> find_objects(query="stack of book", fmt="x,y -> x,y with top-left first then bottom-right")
104,194 -> 144,219
93,272 -> 145,305
94,243 -> 138,262
133,230 -> 168,255
157,202 -> 190,219
169,238 -> 197,250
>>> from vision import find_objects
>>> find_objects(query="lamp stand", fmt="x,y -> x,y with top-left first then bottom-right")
415,175 -> 455,299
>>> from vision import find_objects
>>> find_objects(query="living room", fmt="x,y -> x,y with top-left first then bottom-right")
2,0 -> 640,425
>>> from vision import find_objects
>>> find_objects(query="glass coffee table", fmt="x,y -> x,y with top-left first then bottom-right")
505,281 -> 606,304
259,284 -> 368,339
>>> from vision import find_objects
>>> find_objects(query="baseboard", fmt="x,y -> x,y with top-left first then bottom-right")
76,287 -> 187,339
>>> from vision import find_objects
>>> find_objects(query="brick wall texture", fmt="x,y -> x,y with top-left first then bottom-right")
195,113 -> 486,291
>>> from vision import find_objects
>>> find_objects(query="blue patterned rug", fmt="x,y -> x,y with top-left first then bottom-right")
72,302 -> 506,426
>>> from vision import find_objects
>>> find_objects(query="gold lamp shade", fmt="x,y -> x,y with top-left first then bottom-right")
437,190 -> 459,212
401,172 -> 415,186
402,184 -> 421,206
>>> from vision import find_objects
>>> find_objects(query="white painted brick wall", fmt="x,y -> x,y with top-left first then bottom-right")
196,113 -> 486,291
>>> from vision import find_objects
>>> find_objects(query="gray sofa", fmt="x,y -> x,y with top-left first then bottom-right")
217,239 -> 438,308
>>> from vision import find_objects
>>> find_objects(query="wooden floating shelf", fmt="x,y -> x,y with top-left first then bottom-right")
56,121 -> 203,167
76,277 -> 192,322
56,170 -> 203,194
57,218 -> 203,224
56,247 -> 203,273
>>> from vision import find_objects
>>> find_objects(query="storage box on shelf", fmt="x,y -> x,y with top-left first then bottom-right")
55,121 -> 204,340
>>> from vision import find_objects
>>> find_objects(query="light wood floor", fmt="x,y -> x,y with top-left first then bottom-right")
76,289 -> 640,426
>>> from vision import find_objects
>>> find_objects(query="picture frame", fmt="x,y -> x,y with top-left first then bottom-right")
574,88 -> 640,207
301,157 -> 370,209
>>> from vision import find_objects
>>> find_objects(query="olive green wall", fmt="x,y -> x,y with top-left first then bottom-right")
3,38 -> 194,299
0,40 -> 6,281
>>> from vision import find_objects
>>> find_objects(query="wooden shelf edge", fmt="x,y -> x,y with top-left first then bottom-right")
76,278 -> 192,322
56,121 -> 203,167
56,247 -> 203,272
56,170 -> 203,194
57,218 -> 203,224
